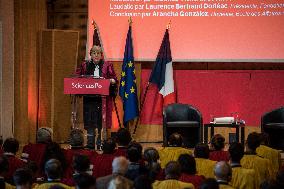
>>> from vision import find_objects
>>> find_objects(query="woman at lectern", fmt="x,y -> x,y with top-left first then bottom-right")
76,45 -> 117,150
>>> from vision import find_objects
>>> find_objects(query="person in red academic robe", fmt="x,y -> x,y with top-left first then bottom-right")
3,138 -> 26,183
21,127 -> 53,178
92,138 -> 117,178
0,155 -> 15,189
178,154 -> 205,189
63,129 -> 97,180
209,134 -> 230,162
76,45 -> 117,150
113,128 -> 132,157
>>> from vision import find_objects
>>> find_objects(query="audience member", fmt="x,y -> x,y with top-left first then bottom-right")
134,175 -> 152,189
125,142 -> 146,181
228,142 -> 255,189
241,132 -> 273,187
13,168 -> 33,189
34,159 -> 71,189
92,138 -> 117,178
152,161 -> 194,189
3,137 -> 26,183
144,147 -> 164,181
42,142 -> 67,176
200,178 -> 219,189
214,161 -> 234,189
0,155 -> 14,189
74,173 -> 96,189
178,154 -> 205,188
96,156 -> 133,189
114,128 -> 132,157
158,133 -> 192,168
24,161 -> 40,187
194,143 -> 217,178
260,170 -> 284,189
0,129 -> 280,189
21,127 -> 52,177
63,155 -> 92,186
107,176 -> 132,189
256,132 -> 281,177
209,134 -> 229,162
64,129 -> 97,180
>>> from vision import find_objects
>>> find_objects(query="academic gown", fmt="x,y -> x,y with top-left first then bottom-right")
76,60 -> 117,129
91,153 -> 116,178
256,145 -> 281,177
179,173 -> 205,189
113,147 -> 127,157
158,147 -> 193,168
21,143 -> 47,177
209,150 -> 230,162
230,165 -> 256,189
152,179 -> 195,189
63,147 -> 97,180
34,181 -> 72,189
241,154 -> 273,188
195,158 -> 217,179
4,153 -> 26,183
219,183 -> 235,189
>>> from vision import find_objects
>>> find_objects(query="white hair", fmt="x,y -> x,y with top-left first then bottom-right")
112,156 -> 129,175
214,161 -> 232,181
107,176 -> 131,189
37,127 -> 53,143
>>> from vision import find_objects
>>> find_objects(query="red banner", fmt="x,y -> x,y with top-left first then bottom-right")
64,78 -> 110,95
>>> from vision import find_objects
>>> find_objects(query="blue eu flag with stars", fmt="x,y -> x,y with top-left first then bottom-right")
119,26 -> 139,125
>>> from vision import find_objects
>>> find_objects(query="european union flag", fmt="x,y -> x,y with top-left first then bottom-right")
119,26 -> 139,125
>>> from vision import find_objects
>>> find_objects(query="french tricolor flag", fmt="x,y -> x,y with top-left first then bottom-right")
149,29 -> 176,114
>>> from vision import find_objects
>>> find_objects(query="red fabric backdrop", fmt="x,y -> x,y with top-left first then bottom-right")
140,70 -> 284,126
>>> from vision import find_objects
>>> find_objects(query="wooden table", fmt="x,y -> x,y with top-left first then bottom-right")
204,123 -> 245,145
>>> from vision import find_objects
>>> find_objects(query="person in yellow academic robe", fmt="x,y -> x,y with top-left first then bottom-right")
194,143 -> 216,178
256,133 -> 281,177
228,142 -> 256,189
34,182 -> 72,189
158,133 -> 192,168
241,132 -> 273,188
152,161 -> 195,189
34,159 -> 72,189
153,179 -> 195,189
3,183 -> 15,189
214,161 -> 235,189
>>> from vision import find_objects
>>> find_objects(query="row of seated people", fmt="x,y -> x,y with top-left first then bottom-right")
2,154 -> 284,189
0,127 -> 283,189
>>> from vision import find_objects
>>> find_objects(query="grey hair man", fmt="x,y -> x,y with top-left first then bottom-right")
214,161 -> 235,189
37,127 -> 53,143
96,156 -> 133,189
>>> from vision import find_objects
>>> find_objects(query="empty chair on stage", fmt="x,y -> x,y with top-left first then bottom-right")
163,103 -> 203,148
261,106 -> 284,150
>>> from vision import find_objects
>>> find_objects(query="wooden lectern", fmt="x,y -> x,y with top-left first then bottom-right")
64,77 -> 111,141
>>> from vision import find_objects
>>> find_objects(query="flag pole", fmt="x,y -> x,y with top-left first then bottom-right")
113,96 -> 122,128
133,21 -> 172,135
133,82 -> 151,135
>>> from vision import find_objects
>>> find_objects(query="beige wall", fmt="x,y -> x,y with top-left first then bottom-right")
0,0 -> 14,140
14,0 -> 47,144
